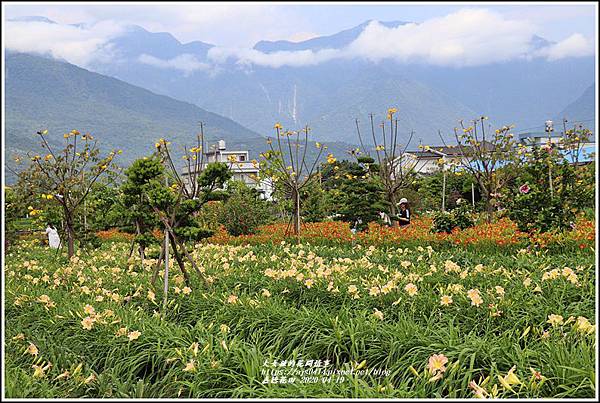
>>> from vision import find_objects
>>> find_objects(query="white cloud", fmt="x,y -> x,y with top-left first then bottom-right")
207,47 -> 339,68
4,3 -> 305,47
5,7 -> 595,71
5,19 -> 124,67
207,9 -> 595,69
346,9 -> 536,67
138,53 -> 210,75
532,33 -> 594,61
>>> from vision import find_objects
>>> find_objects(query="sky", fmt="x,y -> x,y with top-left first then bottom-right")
3,2 -> 597,70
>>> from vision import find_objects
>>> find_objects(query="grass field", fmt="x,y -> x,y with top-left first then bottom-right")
4,238 -> 596,398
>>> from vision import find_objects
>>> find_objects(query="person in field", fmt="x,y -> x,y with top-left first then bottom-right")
396,198 -> 411,226
45,224 -> 61,249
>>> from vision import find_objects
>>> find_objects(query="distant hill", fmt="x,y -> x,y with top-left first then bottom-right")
5,52 -> 355,183
7,15 -> 57,24
254,20 -> 409,53
5,52 -> 267,157
556,83 -> 595,134
88,22 -> 476,145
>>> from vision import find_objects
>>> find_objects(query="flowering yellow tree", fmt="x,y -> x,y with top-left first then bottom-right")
14,129 -> 118,257
354,108 -> 425,226
452,117 -> 520,222
258,123 -> 326,236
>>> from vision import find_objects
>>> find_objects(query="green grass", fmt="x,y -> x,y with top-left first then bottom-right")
4,239 -> 596,398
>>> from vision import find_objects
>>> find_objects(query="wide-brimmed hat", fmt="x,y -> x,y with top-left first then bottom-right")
397,198 -> 408,205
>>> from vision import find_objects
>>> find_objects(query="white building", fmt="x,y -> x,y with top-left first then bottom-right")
398,145 -> 471,175
182,140 -> 273,199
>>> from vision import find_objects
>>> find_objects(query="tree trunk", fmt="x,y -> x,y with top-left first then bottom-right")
485,194 -> 493,224
127,237 -> 136,259
292,187 -> 300,236
139,245 -> 146,268
169,237 -> 191,287
389,192 -> 399,228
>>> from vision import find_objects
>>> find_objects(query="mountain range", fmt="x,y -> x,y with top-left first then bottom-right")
92,22 -> 477,144
4,52 -> 354,182
87,19 -> 594,144
556,84 -> 595,133
5,17 -> 596,178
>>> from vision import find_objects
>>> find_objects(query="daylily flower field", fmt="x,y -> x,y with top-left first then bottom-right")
4,225 -> 596,398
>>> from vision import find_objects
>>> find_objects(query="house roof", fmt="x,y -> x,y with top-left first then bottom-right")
412,145 -> 463,156
404,140 -> 501,160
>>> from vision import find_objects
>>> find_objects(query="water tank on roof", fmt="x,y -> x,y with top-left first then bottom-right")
218,140 -> 226,150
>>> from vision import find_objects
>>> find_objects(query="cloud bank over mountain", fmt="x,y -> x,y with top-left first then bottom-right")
6,8 -> 595,71
137,53 -> 210,75
532,33 -> 595,61
5,19 -> 124,67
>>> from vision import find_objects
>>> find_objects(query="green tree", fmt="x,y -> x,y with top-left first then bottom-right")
217,181 -> 273,236
506,133 -> 593,233
300,178 -> 332,223
416,170 -> 479,212
12,129 -> 118,257
148,131 -> 232,287
120,157 -> 163,262
335,157 -> 386,232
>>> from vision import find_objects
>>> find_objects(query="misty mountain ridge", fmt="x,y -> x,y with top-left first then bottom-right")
254,20 -> 410,53
7,16 -> 596,148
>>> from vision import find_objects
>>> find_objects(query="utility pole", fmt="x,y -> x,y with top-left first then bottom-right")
162,174 -> 170,314
545,120 -> 554,198
441,160 -> 447,212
